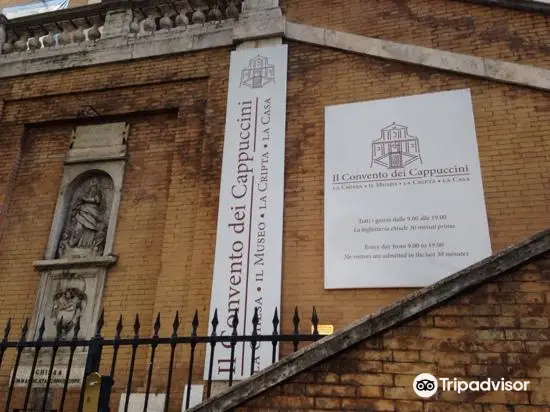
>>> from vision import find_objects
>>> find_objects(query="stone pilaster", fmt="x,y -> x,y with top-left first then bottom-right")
234,0 -> 284,49
0,14 -> 7,54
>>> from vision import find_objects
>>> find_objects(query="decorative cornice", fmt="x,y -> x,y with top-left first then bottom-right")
0,0 -> 242,56
0,11 -> 550,95
0,24 -> 235,78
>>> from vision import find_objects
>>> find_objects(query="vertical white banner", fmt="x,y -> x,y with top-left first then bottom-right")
206,45 -> 288,380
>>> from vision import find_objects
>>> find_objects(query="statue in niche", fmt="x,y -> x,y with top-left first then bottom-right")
57,175 -> 113,259
51,274 -> 87,339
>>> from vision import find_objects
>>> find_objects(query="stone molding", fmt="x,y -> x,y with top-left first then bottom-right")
0,24 -> 235,78
284,22 -> 550,93
0,15 -> 550,94
189,228 -> 550,411
33,255 -> 118,270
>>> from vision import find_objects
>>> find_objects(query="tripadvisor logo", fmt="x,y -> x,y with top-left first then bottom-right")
413,373 -> 531,398
413,373 -> 438,398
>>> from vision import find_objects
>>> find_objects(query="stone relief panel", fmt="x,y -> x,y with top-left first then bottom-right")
51,273 -> 87,339
15,269 -> 104,388
35,268 -> 102,341
57,174 -> 113,259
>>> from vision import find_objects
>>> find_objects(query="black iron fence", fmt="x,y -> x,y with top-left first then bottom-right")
0,306 -> 327,412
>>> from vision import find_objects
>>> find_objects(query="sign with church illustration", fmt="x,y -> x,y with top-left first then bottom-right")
324,89 -> 492,288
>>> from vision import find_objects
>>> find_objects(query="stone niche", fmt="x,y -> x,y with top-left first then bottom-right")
19,122 -> 129,390
56,173 -> 114,260
43,122 -> 128,263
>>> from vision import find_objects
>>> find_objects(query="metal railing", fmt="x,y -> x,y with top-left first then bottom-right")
0,306 -> 327,412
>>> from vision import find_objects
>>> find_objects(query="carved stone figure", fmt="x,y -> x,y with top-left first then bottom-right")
70,178 -> 103,246
51,274 -> 87,339
0,15 -> 8,50
58,176 -> 112,259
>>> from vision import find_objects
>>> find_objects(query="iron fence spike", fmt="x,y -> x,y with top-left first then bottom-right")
154,312 -> 161,337
3,318 -> 11,341
134,314 -> 140,337
252,307 -> 259,334
21,318 -> 29,341
232,309 -> 239,333
73,315 -> 81,339
293,307 -> 300,333
56,316 -> 63,340
212,309 -> 219,331
312,306 -> 319,323
192,310 -> 199,331
172,311 -> 180,335
272,307 -> 279,329
312,307 -> 319,335
38,317 -> 46,340
95,308 -> 105,337
116,314 -> 123,338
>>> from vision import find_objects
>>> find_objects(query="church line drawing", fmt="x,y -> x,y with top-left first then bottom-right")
370,122 -> 423,169
240,55 -> 276,89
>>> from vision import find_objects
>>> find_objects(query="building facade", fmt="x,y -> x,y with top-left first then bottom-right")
0,0 -> 550,409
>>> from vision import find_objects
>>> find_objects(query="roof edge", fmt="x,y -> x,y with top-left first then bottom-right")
191,228 -> 550,411
456,0 -> 550,15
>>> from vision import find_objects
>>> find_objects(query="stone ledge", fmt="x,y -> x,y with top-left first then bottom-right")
190,228 -> 550,411
64,153 -> 128,164
285,21 -> 550,93
34,255 -> 118,270
1,16 -> 550,95
0,24 -> 235,78
457,0 -> 550,14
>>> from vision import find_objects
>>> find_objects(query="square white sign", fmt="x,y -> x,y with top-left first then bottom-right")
325,89 -> 492,288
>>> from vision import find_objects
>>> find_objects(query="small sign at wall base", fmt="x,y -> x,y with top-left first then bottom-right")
12,365 -> 84,388
313,324 -> 334,335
